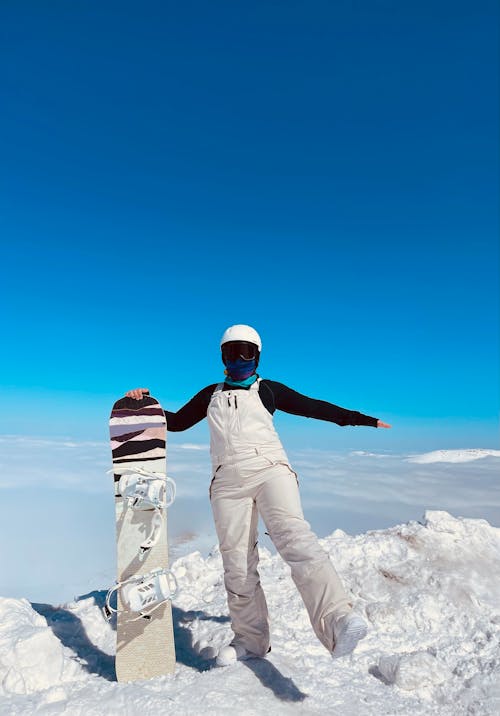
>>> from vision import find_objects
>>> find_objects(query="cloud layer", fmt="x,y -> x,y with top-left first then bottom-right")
1,434 -> 499,603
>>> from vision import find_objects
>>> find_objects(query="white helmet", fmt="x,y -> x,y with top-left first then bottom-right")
220,324 -> 262,351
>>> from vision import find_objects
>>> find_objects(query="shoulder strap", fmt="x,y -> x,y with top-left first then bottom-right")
250,377 -> 261,391
213,382 -> 225,395
258,378 -> 276,412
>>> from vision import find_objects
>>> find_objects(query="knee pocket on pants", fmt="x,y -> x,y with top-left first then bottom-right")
266,461 -> 299,486
277,462 -> 299,485
209,465 -> 223,499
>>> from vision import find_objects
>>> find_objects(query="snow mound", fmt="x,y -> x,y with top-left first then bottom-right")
0,598 -> 84,696
378,650 -> 451,690
1,510 -> 500,715
406,449 -> 500,464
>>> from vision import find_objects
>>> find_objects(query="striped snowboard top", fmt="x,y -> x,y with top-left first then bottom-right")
109,395 -> 167,481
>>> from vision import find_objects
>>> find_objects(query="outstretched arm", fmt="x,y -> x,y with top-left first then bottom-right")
125,386 -> 216,431
264,380 -> 391,428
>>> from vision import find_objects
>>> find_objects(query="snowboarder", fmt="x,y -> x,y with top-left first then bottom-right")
126,324 -> 391,666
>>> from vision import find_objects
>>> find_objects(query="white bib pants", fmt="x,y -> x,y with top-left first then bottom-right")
207,380 -> 353,656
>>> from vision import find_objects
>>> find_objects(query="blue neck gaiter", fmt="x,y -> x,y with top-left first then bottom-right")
225,358 -> 257,383
225,373 -> 258,388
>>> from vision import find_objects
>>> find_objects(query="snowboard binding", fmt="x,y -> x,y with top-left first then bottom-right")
104,567 -> 178,621
112,466 -> 176,558
117,466 -> 176,511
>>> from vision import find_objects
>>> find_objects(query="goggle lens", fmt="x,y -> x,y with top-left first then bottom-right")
222,341 -> 258,362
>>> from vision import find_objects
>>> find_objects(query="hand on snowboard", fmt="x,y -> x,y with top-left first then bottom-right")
125,388 -> 150,400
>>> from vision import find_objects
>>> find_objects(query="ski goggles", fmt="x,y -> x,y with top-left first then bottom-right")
221,341 -> 259,362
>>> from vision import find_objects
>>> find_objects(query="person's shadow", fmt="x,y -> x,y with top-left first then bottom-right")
31,591 -> 308,703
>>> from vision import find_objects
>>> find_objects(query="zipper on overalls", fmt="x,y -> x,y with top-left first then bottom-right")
225,391 -> 240,436
224,391 -> 233,450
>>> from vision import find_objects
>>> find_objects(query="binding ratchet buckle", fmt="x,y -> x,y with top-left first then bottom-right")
103,567 -> 178,621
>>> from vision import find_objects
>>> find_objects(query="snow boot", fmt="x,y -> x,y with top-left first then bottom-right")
215,644 -> 270,667
331,613 -> 368,659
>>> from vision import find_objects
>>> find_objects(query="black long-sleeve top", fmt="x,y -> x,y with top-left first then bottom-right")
164,378 -> 378,431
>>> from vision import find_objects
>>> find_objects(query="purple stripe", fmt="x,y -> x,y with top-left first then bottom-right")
109,422 -> 165,437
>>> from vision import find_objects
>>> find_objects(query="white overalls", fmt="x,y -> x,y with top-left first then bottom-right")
207,378 -> 353,656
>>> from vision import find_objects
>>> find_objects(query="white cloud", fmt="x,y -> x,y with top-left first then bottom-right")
176,443 -> 210,451
1,434 -> 499,604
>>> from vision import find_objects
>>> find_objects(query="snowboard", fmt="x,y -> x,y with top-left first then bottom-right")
109,392 -> 176,681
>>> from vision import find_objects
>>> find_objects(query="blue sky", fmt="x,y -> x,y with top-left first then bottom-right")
1,0 -> 498,451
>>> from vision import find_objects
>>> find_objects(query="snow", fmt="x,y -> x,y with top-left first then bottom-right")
2,510 -> 500,715
406,449 -> 500,464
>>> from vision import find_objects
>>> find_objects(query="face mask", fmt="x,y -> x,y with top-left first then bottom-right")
225,358 -> 257,381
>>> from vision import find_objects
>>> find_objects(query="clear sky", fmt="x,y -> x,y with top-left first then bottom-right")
1,0 -> 498,450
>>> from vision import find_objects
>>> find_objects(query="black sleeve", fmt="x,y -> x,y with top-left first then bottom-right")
164,384 -> 216,432
262,380 -> 378,427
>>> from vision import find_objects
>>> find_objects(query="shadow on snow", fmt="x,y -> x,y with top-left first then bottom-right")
31,589 -> 308,702
32,591 -> 116,682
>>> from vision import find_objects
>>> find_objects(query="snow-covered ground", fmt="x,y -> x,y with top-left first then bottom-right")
2,509 -> 500,715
